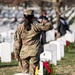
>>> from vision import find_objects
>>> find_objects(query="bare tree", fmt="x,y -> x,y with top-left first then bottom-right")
54,0 -> 61,26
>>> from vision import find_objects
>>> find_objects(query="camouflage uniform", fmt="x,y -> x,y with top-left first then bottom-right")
14,22 -> 50,75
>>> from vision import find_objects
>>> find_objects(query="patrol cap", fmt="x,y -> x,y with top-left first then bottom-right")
24,9 -> 32,16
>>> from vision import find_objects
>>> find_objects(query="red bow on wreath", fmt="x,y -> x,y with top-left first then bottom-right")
43,62 -> 52,74
66,41 -> 69,46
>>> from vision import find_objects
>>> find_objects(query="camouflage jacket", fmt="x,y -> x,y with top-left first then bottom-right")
14,22 -> 50,59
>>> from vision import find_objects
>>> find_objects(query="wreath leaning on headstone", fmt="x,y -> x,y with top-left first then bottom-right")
43,61 -> 56,75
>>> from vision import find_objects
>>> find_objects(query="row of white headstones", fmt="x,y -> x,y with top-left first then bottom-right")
0,29 -> 15,62
38,30 -> 75,75
0,29 -> 75,75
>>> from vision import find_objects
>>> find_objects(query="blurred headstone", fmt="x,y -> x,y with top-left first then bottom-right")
50,41 -> 61,61
8,30 -> 15,52
1,42 -> 11,62
44,43 -> 57,65
46,30 -> 55,42
57,38 -> 64,57
65,31 -> 74,42
1,32 -> 7,42
39,43 -> 57,75
0,43 -> 1,57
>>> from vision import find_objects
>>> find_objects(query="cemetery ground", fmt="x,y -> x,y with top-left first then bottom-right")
0,42 -> 75,75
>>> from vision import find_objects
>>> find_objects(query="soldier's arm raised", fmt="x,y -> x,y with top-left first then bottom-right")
39,22 -> 50,31
33,20 -> 50,31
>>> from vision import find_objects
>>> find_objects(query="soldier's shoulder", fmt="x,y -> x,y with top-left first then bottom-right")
16,23 -> 24,34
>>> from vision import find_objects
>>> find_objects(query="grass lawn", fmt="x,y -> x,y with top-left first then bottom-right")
0,42 -> 75,75
56,42 -> 75,75
0,59 -> 21,75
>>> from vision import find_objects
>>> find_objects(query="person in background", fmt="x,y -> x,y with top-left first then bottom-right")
39,10 -> 48,21
39,10 -> 49,45
14,9 -> 50,75
57,15 -> 72,37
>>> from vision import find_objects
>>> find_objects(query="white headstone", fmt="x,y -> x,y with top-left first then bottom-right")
67,12 -> 75,22
44,43 -> 57,65
73,31 -> 75,41
1,32 -> 7,42
60,36 -> 66,45
65,31 -> 74,42
70,22 -> 75,31
10,42 -> 14,53
70,21 -> 75,41
40,51 -> 51,75
1,42 -> 11,62
39,43 -> 57,75
40,51 -> 52,62
46,30 -> 55,42
49,41 -> 61,61
0,44 -> 1,57
8,30 -> 15,52
40,43 -> 57,65
39,61 -> 43,75
57,38 -> 64,58
8,30 -> 15,40
0,34 -> 2,43
65,10 -> 72,17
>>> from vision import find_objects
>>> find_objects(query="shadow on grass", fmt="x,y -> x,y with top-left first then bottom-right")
0,64 -> 18,68
67,51 -> 75,54
0,59 -> 18,68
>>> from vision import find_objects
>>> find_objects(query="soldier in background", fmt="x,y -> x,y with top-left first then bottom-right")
14,9 -> 50,75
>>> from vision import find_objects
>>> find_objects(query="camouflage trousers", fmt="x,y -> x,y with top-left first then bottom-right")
18,56 -> 39,75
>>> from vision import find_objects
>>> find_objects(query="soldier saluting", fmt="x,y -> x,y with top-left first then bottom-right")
14,9 -> 50,75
